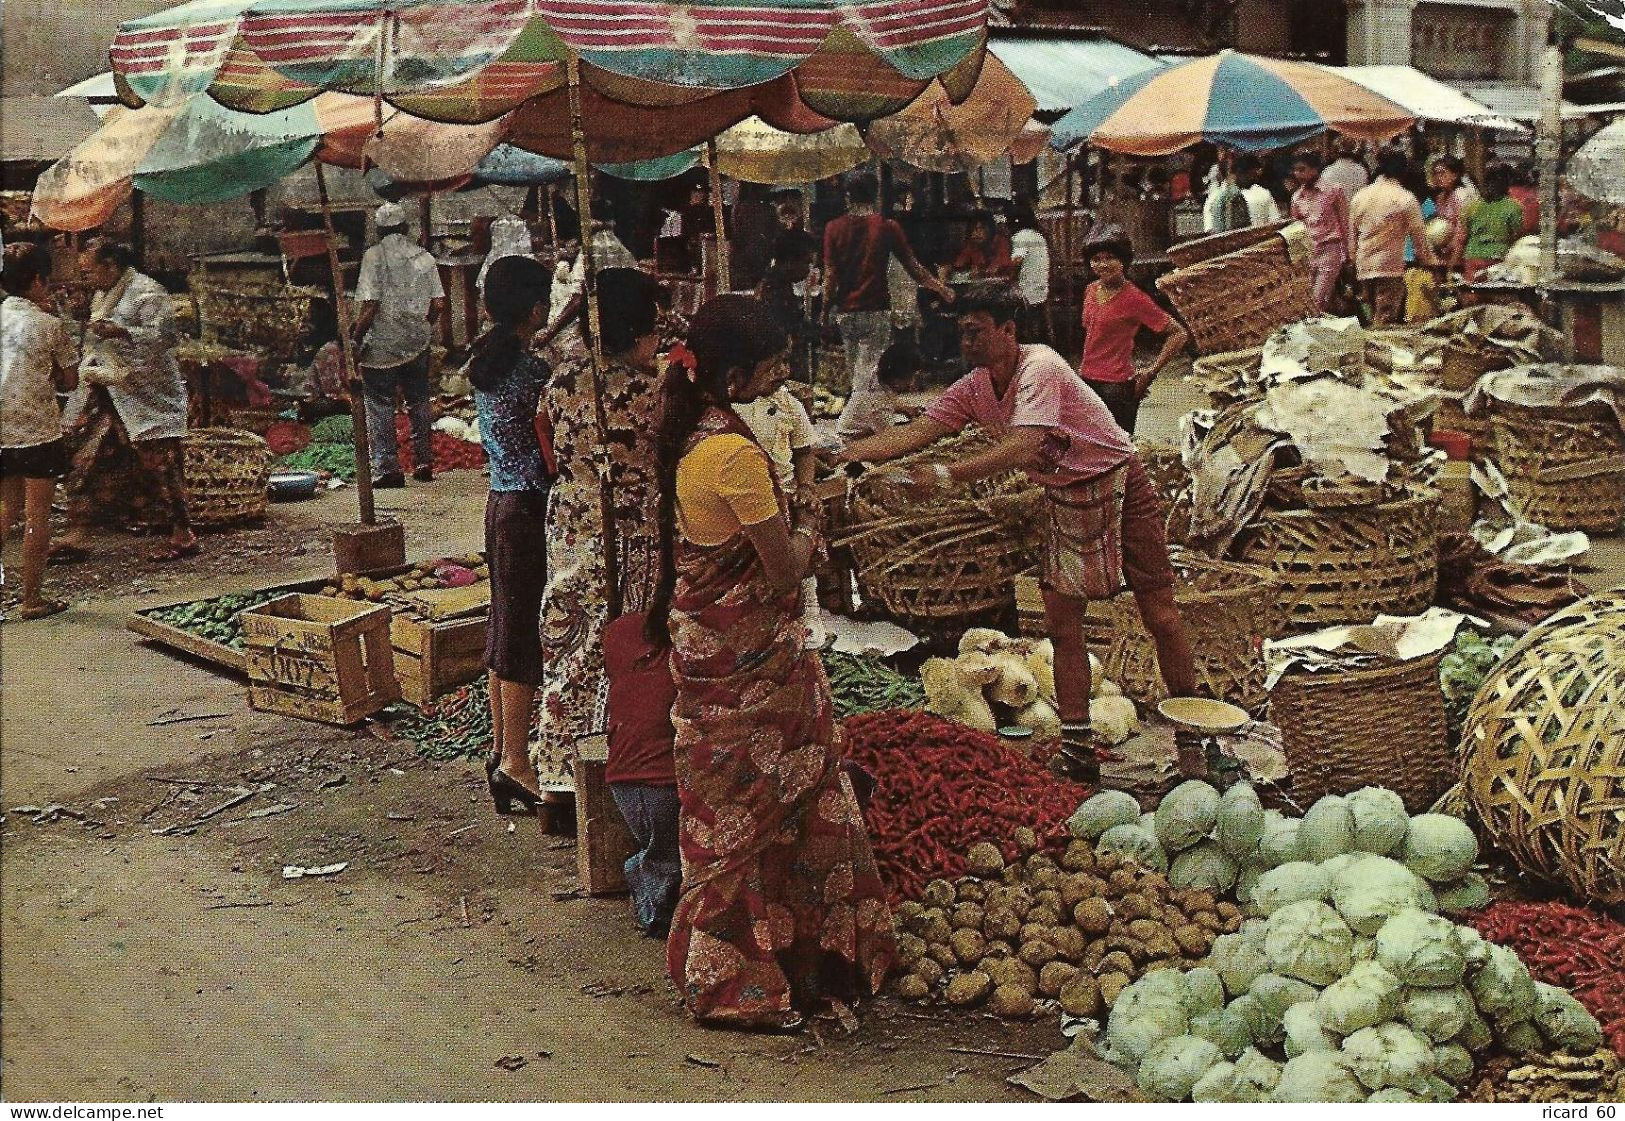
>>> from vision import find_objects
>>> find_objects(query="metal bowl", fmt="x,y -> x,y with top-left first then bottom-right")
267,470 -> 320,502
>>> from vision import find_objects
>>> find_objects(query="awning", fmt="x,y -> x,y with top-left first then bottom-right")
1,97 -> 103,162
1447,83 -> 1598,122
1322,66 -> 1526,133
987,34 -> 1163,116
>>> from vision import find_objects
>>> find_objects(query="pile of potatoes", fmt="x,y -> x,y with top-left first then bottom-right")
889,827 -> 1244,1019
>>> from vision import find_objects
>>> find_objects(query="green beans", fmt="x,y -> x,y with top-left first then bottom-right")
821,651 -> 926,718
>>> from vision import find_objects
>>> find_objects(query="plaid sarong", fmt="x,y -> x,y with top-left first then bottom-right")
1042,466 -> 1127,601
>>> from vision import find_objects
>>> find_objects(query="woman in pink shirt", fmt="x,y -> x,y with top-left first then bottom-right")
1077,233 -> 1189,435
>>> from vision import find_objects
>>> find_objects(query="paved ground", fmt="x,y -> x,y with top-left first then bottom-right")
3,374 -> 1619,1102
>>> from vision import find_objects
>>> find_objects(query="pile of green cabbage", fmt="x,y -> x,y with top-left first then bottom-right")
1100,862 -> 1604,1102
1071,782 -> 1493,917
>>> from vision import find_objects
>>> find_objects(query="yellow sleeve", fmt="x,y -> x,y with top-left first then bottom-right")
676,434 -> 781,546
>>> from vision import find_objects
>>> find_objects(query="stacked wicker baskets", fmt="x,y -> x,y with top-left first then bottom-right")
1270,651 -> 1451,812
1083,550 -> 1282,713
1460,591 -> 1625,904
1488,399 -> 1625,533
1233,489 -> 1439,630
1156,233 -> 1319,356
189,277 -> 318,366
838,430 -> 1042,625
183,427 -> 271,528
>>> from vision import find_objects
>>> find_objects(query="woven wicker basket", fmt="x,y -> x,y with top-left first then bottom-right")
189,277 -> 318,366
1488,399 -> 1625,533
1440,338 -> 1512,392
1136,441 -> 1193,545
1234,490 -> 1439,630
839,431 -> 1042,624
1156,236 -> 1319,356
183,427 -> 271,527
1165,221 -> 1292,269
1083,551 -> 1282,714
1271,652 -> 1451,812
1460,591 -> 1625,904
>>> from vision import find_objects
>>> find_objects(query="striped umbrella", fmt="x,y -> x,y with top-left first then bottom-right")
1050,50 -> 1414,156
109,0 -> 988,124
31,92 -> 506,230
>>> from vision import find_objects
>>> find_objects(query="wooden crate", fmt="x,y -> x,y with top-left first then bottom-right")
386,585 -> 490,708
242,594 -> 399,725
573,737 -> 636,896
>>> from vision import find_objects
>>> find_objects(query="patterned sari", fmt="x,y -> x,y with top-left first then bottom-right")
666,408 -> 894,1029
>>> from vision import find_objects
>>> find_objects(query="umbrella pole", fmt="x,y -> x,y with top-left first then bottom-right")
1537,42 -> 1563,283
707,138 -> 730,293
316,161 -> 376,526
567,52 -> 623,620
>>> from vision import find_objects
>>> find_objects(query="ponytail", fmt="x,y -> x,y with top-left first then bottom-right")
467,255 -> 551,392
644,295 -> 787,648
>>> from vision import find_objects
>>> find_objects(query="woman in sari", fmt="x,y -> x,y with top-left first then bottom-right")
646,295 -> 894,1031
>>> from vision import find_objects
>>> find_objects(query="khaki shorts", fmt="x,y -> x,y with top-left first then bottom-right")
1042,457 -> 1177,601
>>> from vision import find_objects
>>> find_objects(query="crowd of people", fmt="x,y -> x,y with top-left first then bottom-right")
0,139 -> 1576,1033
449,168 -> 1205,1035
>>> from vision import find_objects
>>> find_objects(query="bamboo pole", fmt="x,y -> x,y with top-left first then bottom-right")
315,162 -> 375,525
566,52 -> 623,619
1537,42 -> 1563,284
707,138 -> 730,292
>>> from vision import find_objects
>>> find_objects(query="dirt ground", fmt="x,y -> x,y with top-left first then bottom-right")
4,379 -> 1622,1103
0,471 -> 1065,1103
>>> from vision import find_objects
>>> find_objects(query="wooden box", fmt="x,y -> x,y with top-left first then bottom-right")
386,585 -> 490,708
242,594 -> 399,725
574,737 -> 636,896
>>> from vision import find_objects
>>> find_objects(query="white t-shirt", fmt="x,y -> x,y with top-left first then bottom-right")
1,296 -> 77,448
1011,227 -> 1051,305
355,233 -> 444,369
1242,184 -> 1283,226
733,387 -> 815,489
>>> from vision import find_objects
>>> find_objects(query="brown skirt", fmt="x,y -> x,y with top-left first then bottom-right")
483,489 -> 549,686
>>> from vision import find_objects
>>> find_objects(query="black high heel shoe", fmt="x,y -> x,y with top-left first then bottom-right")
488,767 -> 543,816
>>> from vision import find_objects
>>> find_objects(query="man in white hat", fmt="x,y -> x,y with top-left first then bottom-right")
352,201 -> 445,487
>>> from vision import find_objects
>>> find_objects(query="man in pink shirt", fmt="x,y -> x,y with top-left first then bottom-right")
840,282 -> 1198,785
1351,149 -> 1438,325
1289,152 -> 1351,312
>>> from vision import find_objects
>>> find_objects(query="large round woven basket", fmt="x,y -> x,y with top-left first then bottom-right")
1460,591 -> 1625,904
1270,652 -> 1451,812
1234,490 -> 1439,630
1488,399 -> 1625,533
840,430 -> 1042,624
183,427 -> 271,527
1083,550 -> 1282,714
1155,236 -> 1319,357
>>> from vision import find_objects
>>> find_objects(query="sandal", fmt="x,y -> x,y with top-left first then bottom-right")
46,545 -> 88,566
20,598 -> 69,620
153,539 -> 200,562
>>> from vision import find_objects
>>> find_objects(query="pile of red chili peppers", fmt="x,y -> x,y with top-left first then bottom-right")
1470,900 -> 1625,1057
842,709 -> 1091,903
393,416 -> 488,474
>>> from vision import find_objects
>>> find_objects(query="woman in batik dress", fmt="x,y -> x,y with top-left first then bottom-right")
534,269 -> 667,790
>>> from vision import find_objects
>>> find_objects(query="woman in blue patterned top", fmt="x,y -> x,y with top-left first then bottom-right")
469,255 -> 554,815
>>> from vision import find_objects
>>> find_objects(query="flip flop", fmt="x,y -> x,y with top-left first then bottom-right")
46,545 -> 88,566
20,598 -> 69,620
153,540 -> 200,562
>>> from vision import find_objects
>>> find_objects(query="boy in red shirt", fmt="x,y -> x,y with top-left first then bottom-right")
602,612 -> 681,938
